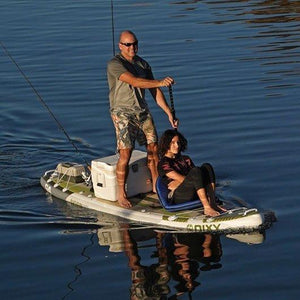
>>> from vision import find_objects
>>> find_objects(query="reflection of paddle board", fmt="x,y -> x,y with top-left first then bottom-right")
226,232 -> 265,245
40,151 -> 273,233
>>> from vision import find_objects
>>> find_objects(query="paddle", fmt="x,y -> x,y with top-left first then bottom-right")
168,85 -> 178,130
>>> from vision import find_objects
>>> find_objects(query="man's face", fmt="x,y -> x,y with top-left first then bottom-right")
119,34 -> 138,60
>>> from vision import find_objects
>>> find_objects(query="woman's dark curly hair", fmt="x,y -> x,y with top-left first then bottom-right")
158,129 -> 188,158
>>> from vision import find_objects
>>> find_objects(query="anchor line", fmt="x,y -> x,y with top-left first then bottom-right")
0,41 -> 90,168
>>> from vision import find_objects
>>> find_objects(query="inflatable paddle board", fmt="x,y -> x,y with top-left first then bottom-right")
40,151 -> 274,233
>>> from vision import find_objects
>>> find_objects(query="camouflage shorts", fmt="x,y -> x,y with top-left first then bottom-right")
111,110 -> 158,150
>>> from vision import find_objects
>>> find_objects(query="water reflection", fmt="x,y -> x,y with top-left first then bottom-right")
241,1 -> 300,24
62,234 -> 95,300
97,222 -> 265,299
49,196 -> 266,299
172,0 -> 300,95
209,1 -> 300,75
174,0 -> 300,23
99,224 -> 222,299
124,228 -> 170,300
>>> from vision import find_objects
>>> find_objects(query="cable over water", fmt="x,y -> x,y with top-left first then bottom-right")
0,41 -> 90,168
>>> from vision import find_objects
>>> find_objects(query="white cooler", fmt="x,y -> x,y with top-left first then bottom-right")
91,150 -> 152,201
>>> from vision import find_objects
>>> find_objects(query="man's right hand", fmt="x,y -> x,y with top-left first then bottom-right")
169,115 -> 179,129
160,77 -> 174,87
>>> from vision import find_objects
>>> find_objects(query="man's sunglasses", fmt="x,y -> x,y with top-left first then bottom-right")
120,41 -> 138,47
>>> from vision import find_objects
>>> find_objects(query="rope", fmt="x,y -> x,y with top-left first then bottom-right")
110,0 -> 115,56
0,41 -> 90,169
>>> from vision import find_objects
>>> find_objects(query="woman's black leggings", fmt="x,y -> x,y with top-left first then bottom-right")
172,163 -> 216,204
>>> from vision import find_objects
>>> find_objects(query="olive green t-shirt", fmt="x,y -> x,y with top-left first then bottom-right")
107,54 -> 154,113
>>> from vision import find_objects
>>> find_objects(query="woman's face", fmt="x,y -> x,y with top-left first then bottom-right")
167,135 -> 180,156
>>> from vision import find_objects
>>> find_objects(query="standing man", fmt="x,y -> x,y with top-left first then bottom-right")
107,30 -> 177,208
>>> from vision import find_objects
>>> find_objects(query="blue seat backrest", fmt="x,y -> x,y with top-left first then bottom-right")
155,176 -> 203,212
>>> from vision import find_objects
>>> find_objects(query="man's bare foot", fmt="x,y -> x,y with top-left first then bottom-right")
146,178 -> 156,193
204,206 -> 220,217
118,195 -> 132,208
152,186 -> 157,194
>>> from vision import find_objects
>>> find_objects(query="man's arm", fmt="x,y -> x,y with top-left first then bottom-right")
119,71 -> 173,89
119,68 -> 177,128
150,87 -> 178,128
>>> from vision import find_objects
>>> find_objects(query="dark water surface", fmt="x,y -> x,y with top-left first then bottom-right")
1,1 -> 300,299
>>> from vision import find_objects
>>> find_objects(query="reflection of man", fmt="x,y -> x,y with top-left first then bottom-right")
97,224 -> 223,299
123,229 -> 170,300
107,30 -> 177,208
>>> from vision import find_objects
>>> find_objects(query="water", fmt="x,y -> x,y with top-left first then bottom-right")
1,0 -> 300,299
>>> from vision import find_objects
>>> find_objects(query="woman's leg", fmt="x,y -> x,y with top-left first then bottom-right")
173,167 -> 219,217
197,189 -> 220,217
200,163 -> 226,212
200,163 -> 216,203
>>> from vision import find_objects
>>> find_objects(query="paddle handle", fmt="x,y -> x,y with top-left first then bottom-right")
168,85 -> 176,121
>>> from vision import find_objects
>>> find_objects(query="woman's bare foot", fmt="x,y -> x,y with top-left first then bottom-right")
217,205 -> 227,213
118,195 -> 132,208
204,206 -> 220,217
210,203 -> 227,213
147,178 -> 156,193
208,196 -> 227,214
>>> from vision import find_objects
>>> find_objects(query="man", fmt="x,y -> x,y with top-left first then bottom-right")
107,30 -> 177,208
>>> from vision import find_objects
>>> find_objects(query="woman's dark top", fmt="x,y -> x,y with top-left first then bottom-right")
158,155 -> 195,186
158,155 -> 216,204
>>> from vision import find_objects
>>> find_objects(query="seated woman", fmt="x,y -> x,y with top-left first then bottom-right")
158,129 -> 225,217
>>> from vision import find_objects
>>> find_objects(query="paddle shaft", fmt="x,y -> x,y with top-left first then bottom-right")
168,85 -> 177,130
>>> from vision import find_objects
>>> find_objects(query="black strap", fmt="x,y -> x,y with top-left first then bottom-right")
115,54 -> 138,76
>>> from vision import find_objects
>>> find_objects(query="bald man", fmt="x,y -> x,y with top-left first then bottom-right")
107,30 -> 177,208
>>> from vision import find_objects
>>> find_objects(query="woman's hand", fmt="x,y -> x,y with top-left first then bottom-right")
168,180 -> 181,191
